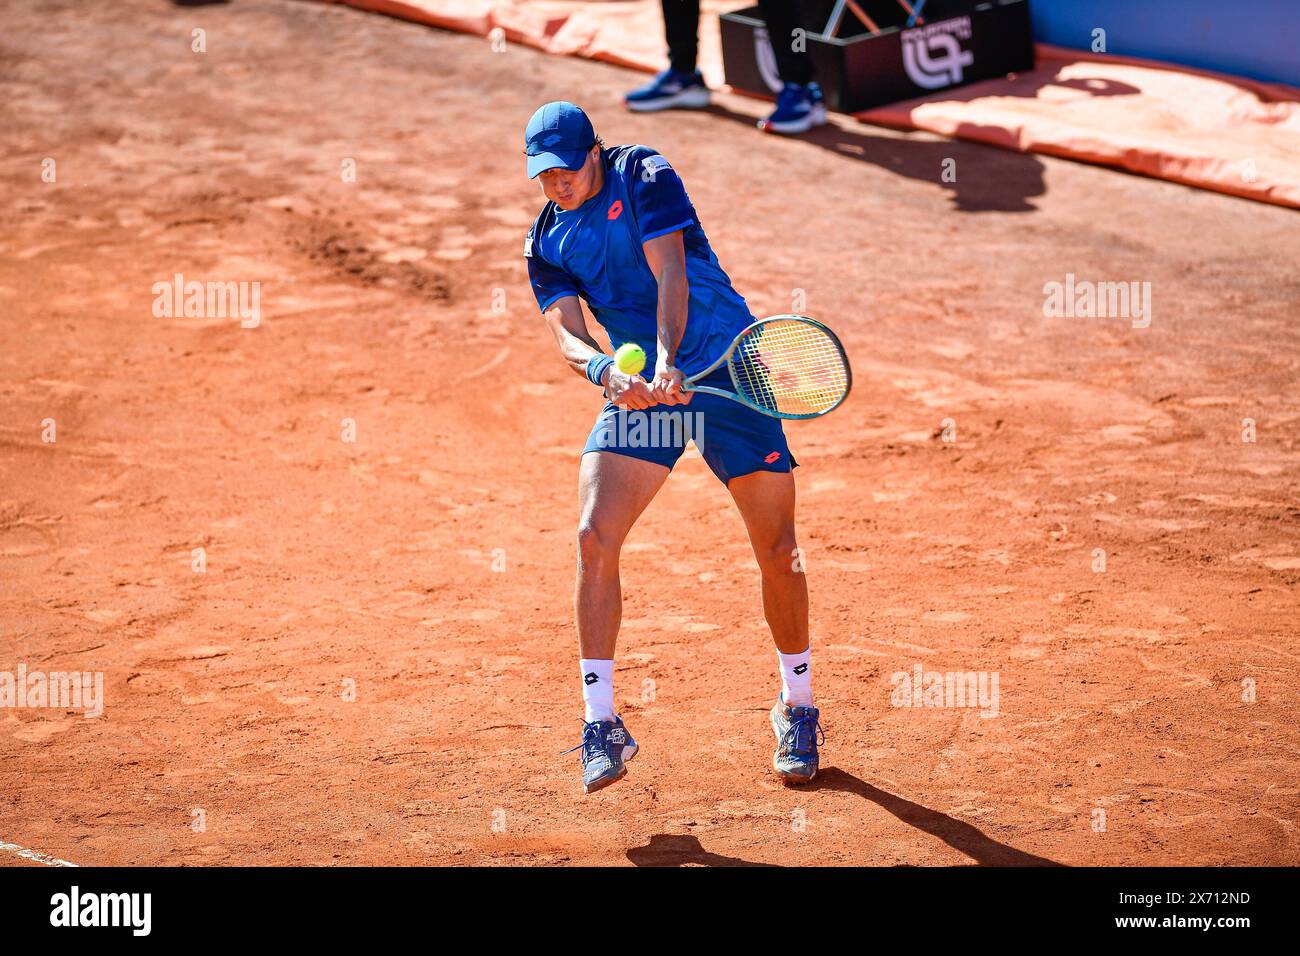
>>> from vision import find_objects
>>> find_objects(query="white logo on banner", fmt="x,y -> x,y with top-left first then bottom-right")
753,25 -> 784,93
901,17 -> 975,90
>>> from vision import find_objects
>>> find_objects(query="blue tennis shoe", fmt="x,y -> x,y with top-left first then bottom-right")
758,81 -> 828,135
625,68 -> 711,112
770,698 -> 824,784
566,716 -> 639,793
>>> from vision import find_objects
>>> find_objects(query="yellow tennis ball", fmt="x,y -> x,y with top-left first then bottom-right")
614,342 -> 646,375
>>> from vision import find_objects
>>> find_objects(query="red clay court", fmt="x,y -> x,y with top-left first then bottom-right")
1,0 -> 1298,867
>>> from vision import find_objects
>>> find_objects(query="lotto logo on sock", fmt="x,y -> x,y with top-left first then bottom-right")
793,663 -> 808,675
584,672 -> 599,685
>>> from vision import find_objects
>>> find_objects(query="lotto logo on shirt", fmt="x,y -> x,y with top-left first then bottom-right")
607,200 -> 623,220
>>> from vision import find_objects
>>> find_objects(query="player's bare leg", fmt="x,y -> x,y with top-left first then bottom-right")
568,449 -> 668,792
575,450 -> 669,660
728,469 -> 808,655
729,468 -> 823,783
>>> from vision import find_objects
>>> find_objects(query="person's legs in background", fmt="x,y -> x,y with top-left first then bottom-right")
755,0 -> 828,134
625,0 -> 711,112
663,0 -> 702,75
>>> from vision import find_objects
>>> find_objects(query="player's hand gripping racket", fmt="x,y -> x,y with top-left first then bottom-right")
683,315 -> 852,420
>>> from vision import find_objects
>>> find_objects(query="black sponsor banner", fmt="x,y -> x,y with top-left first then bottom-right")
721,0 -> 1036,113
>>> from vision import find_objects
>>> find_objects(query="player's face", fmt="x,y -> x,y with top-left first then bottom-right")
537,146 -> 602,210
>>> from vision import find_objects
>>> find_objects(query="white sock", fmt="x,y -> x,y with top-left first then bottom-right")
580,659 -> 615,723
777,648 -> 814,708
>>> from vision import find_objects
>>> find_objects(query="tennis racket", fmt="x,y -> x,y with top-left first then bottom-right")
682,315 -> 852,420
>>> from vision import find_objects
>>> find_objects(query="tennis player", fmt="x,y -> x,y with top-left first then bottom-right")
523,102 -> 824,792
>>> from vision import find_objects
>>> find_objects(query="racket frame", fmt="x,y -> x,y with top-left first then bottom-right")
682,314 -> 853,420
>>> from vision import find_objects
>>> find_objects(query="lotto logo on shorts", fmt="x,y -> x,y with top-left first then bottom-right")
765,451 -> 781,464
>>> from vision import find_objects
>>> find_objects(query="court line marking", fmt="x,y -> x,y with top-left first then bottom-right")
0,840 -> 78,867
462,345 -> 511,380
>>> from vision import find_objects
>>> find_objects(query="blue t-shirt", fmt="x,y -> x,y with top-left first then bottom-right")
525,144 -> 753,380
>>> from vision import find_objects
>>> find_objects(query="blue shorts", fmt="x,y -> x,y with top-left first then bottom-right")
581,370 -> 798,485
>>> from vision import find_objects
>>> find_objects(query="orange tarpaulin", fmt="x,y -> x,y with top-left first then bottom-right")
861,45 -> 1300,209
320,0 -> 735,79
327,0 -> 1300,209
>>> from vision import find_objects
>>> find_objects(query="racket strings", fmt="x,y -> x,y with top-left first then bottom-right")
729,319 -> 849,415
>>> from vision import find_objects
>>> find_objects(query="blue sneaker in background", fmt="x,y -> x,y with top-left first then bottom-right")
566,716 -> 639,793
808,80 -> 827,115
770,698 -> 823,784
758,81 -> 828,134
625,67 -> 711,112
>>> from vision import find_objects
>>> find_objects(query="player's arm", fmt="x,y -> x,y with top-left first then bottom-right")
542,295 -> 656,410
643,230 -> 691,406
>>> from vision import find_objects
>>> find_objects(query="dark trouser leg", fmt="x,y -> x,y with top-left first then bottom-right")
756,0 -> 814,85
662,0 -> 701,74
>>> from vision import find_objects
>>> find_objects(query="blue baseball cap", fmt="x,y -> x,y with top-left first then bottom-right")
524,101 -> 596,179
